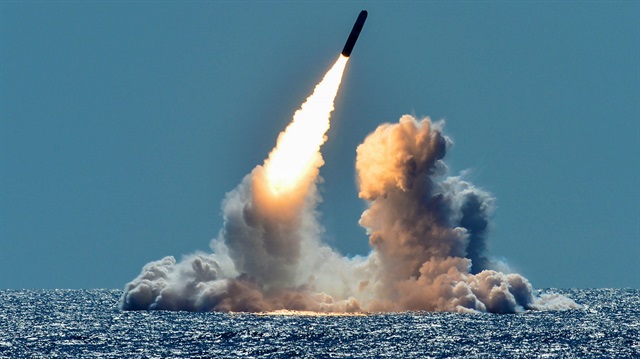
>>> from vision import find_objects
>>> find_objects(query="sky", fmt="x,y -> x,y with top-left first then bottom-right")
1,2 -> 638,290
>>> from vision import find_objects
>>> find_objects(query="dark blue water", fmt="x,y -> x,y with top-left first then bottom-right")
1,289 -> 637,358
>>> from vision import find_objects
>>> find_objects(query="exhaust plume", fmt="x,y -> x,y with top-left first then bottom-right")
121,59 -> 578,313
265,56 -> 348,196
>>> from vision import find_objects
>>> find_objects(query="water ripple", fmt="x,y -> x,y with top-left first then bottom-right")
1,289 -> 638,358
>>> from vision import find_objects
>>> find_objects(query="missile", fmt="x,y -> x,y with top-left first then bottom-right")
341,10 -> 368,57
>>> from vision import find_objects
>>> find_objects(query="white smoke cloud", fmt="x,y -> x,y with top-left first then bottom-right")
121,114 -> 578,314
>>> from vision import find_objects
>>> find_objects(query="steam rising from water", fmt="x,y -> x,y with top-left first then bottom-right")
121,57 -> 578,314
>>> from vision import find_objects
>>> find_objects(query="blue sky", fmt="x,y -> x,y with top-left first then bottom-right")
1,2 -> 638,289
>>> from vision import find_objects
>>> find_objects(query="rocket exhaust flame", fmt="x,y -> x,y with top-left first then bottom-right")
265,56 -> 348,196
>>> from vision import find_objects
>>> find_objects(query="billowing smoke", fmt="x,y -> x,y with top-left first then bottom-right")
354,116 -> 567,312
121,59 -> 578,313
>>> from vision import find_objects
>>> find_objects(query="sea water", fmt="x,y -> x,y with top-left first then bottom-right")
1,289 -> 638,358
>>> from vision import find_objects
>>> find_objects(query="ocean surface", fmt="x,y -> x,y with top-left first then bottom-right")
1,289 -> 637,358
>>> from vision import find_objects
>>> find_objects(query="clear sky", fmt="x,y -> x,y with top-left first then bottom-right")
1,2 -> 638,290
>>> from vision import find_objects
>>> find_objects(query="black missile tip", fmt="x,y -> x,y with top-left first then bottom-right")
341,10 -> 368,57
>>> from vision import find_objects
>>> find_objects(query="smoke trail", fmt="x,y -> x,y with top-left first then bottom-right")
220,56 -> 349,289
122,56 -> 364,312
121,63 -> 578,313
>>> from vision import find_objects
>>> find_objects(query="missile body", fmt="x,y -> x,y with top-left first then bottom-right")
341,10 -> 367,57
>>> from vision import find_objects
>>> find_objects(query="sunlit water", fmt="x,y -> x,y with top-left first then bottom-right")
1,289 -> 637,358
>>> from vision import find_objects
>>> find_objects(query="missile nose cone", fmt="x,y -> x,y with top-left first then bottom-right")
341,10 -> 368,57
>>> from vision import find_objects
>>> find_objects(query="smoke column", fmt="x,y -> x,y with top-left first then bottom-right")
354,116 -> 578,312
121,55 -> 363,312
121,57 -> 578,313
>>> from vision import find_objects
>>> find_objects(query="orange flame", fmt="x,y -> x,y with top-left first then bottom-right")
264,56 -> 349,196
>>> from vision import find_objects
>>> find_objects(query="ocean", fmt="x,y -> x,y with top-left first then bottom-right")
1,289 -> 638,358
